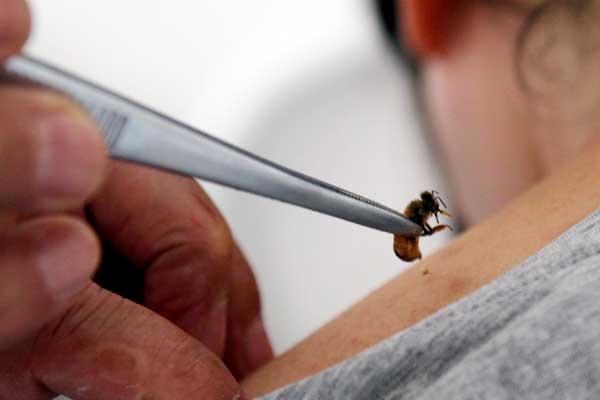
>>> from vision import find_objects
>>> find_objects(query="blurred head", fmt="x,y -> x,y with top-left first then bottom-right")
386,0 -> 600,226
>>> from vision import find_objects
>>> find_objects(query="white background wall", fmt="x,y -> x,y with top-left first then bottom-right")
24,0 -> 453,384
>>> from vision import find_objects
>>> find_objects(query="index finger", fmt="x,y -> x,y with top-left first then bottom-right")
0,0 -> 30,60
3,284 -> 247,399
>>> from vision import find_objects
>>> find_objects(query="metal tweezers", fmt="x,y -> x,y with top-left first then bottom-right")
2,54 -> 422,237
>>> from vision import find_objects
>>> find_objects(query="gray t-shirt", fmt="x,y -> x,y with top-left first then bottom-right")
259,209 -> 600,399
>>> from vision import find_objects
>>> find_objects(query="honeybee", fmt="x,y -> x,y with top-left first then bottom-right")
394,190 -> 452,275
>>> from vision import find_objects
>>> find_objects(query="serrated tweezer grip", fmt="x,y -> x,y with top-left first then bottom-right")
2,54 -> 422,236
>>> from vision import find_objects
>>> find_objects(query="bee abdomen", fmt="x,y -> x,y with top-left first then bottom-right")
393,234 -> 422,262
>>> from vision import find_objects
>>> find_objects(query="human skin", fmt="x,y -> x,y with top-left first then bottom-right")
3,0 -> 594,398
2,164 -> 274,399
421,0 -> 544,225
242,134 -> 600,396
242,0 -> 600,396
421,0 -> 593,225
0,0 -> 273,398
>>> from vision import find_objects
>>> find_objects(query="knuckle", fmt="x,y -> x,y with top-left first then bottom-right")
0,88 -> 100,210
32,90 -> 84,116
188,186 -> 235,266
204,216 -> 234,267
164,216 -> 234,270
142,219 -> 234,311
141,213 -> 234,287
0,87 -> 81,120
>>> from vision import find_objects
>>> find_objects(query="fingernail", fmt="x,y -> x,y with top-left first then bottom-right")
35,221 -> 99,301
36,112 -> 105,205
245,318 -> 274,371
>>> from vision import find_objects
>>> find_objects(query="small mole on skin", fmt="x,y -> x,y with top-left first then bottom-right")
96,346 -> 142,385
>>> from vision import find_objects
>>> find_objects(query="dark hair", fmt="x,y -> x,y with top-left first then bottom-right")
374,0 -> 419,75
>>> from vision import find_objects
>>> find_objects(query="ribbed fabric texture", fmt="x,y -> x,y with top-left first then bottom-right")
259,209 -> 600,399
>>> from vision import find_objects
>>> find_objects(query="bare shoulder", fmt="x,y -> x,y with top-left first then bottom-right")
242,140 -> 600,397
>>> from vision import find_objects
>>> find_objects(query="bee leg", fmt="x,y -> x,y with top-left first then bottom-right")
422,222 -> 434,236
430,224 -> 452,234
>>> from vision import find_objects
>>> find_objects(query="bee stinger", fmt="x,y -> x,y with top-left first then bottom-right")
393,190 -> 452,275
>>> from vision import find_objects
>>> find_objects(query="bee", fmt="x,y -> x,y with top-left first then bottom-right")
394,190 -> 452,275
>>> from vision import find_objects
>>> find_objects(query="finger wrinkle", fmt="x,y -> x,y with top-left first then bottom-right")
95,295 -> 137,337
161,336 -> 215,379
42,284 -> 110,343
141,228 -> 192,271
146,280 -> 201,314
155,223 -> 231,268
66,288 -> 115,339
46,282 -> 97,338
163,336 -> 195,374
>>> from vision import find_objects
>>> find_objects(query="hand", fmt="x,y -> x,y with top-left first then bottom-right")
0,0 -> 272,397
2,166 -> 271,399
88,162 -> 274,379
0,0 -> 106,348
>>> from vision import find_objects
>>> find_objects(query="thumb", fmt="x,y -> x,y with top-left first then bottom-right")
0,88 -> 106,213
0,216 -> 100,349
